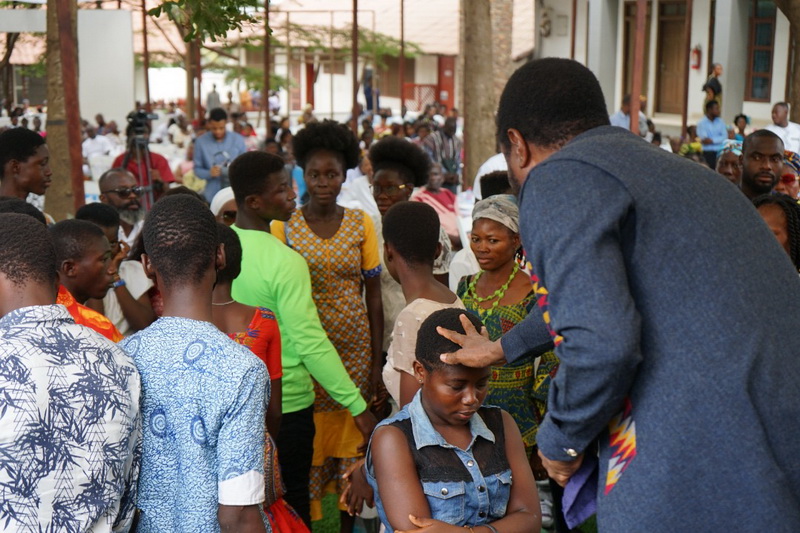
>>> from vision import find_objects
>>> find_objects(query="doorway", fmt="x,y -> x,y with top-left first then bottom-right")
656,2 -> 687,114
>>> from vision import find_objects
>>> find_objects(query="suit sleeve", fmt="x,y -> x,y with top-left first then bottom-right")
522,159 -> 643,461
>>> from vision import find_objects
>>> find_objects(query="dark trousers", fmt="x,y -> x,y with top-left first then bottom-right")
703,151 -> 717,170
276,404 -> 316,528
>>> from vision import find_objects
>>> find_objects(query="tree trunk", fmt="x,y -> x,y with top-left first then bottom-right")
185,40 -> 195,119
491,0 -> 513,107
775,1 -> 800,121
2,33 -> 20,116
45,0 -> 81,221
462,0 -> 495,189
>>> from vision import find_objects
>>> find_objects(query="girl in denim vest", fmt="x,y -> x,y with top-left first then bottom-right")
366,309 -> 541,533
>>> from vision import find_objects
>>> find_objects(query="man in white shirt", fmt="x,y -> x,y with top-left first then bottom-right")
82,126 -> 115,160
765,102 -> 800,153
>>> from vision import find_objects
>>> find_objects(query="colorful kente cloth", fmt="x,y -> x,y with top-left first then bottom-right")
458,275 -> 559,452
272,207 -> 381,521
57,285 -> 123,342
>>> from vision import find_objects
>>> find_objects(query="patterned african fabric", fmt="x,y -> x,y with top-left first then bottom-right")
120,317 -> 269,532
457,275 -> 559,452
57,285 -> 123,342
271,207 -> 381,520
228,309 -> 309,533
0,304 -> 141,532
227,307 -> 283,380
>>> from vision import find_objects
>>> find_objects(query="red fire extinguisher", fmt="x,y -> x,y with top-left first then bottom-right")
690,46 -> 702,70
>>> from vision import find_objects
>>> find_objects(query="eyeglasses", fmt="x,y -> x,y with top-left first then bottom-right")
373,183 -> 408,196
103,186 -> 143,197
221,210 -> 237,222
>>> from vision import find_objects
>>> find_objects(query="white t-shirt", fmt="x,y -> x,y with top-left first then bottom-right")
82,135 -> 115,159
766,122 -> 800,153
103,260 -> 154,336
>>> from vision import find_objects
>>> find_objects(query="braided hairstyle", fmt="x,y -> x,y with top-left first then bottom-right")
753,193 -> 800,270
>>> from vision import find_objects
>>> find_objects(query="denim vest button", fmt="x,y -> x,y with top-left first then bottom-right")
478,485 -> 485,492
467,460 -> 474,467
441,488 -> 448,495
478,511 -> 486,518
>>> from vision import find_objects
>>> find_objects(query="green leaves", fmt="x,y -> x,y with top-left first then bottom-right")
149,0 -> 261,42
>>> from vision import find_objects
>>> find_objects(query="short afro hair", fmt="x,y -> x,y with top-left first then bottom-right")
208,107 -> 228,122
416,308 -> 485,371
229,151 -> 287,206
49,219 -> 107,264
216,222 -> 242,285
753,193 -> 800,271
382,201 -> 439,266
369,136 -> 431,187
76,202 -> 120,228
479,171 -> 512,199
292,119 -> 360,171
497,58 -> 610,150
743,129 -> 785,154
0,127 -> 46,179
0,213 -> 57,287
142,195 -> 218,288
0,196 -> 47,225
162,185 -> 209,206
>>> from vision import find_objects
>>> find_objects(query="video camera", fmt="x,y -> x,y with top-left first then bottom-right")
126,109 -> 159,136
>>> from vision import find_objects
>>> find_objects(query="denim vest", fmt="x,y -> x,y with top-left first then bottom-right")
366,392 -> 512,532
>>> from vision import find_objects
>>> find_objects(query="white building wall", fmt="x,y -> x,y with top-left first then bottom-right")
1,9 -> 135,128
686,0 -> 712,125
415,55 -> 438,84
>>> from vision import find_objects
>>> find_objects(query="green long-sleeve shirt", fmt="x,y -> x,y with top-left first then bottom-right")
232,225 -> 367,416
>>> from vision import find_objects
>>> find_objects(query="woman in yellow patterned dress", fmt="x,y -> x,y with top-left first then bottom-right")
271,120 -> 383,532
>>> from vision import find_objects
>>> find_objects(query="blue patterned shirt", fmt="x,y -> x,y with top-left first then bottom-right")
0,305 -> 141,532
120,317 -> 269,532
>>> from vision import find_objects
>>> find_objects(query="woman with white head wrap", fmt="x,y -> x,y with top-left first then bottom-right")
456,194 -> 560,503
209,186 -> 237,226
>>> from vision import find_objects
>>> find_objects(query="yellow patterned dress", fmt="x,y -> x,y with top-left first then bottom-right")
272,208 -> 382,521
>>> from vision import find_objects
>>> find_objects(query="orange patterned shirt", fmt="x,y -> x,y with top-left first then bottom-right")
57,285 -> 123,343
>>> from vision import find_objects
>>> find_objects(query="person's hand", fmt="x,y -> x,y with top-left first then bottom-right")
150,169 -> 162,183
529,445 -> 549,481
538,449 -> 584,487
395,515 -> 464,533
353,410 -> 378,454
111,240 -> 130,272
339,458 -> 374,516
210,165 -> 221,178
702,138 -> 713,145
437,313 -> 504,368
369,364 -> 389,418
443,172 -> 459,185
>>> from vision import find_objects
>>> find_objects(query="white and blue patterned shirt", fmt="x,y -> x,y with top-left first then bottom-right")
120,317 -> 269,532
0,304 -> 141,532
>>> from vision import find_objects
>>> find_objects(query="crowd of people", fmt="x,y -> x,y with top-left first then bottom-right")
1,56 -> 800,533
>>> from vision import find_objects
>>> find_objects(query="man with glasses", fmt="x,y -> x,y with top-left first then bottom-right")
99,168 -> 146,247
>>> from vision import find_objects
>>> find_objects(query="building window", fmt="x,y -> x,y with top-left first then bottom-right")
745,0 -> 777,102
376,55 -> 416,99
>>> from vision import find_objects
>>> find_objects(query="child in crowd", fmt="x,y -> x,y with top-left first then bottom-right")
367,309 -> 541,533
120,195 -> 270,532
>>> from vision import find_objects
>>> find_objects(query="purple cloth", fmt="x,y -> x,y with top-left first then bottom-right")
562,454 -> 598,529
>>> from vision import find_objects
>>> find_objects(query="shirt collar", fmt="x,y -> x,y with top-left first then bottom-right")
408,390 -> 496,451
0,304 -> 74,329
